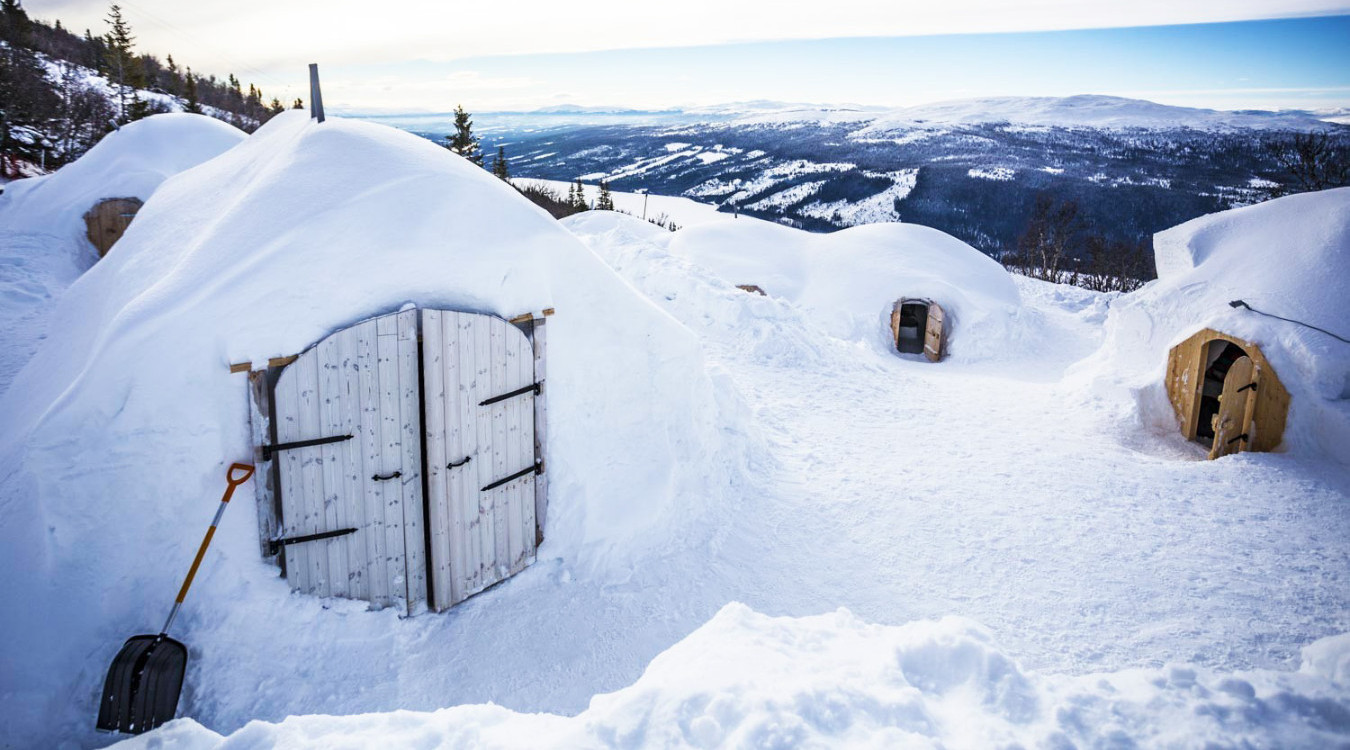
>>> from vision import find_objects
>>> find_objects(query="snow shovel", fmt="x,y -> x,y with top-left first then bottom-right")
96,462 -> 255,734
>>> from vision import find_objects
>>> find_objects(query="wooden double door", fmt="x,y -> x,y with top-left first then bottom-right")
264,308 -> 545,614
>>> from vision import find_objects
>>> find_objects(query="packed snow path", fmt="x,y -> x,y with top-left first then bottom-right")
173,268 -> 1350,736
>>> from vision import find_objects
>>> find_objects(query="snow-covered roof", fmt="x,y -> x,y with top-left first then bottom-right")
1073,187 -> 1350,463
664,218 -> 1023,358
0,113 -> 245,253
0,111 -> 738,747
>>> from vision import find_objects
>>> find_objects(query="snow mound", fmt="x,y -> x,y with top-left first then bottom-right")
0,111 -> 739,747
563,211 -> 834,368
115,604 -> 1350,749
0,113 -> 245,252
665,219 -> 1024,359
1071,187 -> 1350,462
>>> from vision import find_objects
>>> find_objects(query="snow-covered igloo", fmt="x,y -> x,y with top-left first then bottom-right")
0,113 -> 245,258
1078,187 -> 1350,463
0,111 -> 738,746
666,220 -> 1021,357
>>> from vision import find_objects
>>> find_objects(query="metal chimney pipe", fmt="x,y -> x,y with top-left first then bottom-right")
309,64 -> 325,123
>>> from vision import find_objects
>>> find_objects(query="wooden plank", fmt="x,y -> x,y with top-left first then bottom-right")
532,318 -> 548,547
268,355 -> 298,369
513,321 -> 537,572
422,310 -> 451,611
504,319 -> 526,572
318,335 -> 349,598
295,348 -> 330,597
442,312 -> 467,608
924,302 -> 944,363
336,326 -> 369,601
1209,356 -> 1255,459
457,311 -> 485,600
488,317 -> 510,584
356,320 -> 391,608
274,363 -> 305,592
473,313 -> 495,591
396,309 -> 426,612
889,301 -> 903,349
230,361 -> 252,374
247,370 -> 279,562
376,328 -> 407,608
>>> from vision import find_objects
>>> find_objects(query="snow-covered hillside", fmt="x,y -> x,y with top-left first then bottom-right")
0,114 -> 244,389
0,113 -> 1347,749
856,94 -> 1338,133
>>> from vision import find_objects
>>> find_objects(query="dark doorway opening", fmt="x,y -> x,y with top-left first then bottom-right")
1195,341 -> 1247,444
895,302 -> 928,355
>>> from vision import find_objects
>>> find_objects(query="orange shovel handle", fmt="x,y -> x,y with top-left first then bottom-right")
172,464 -> 255,606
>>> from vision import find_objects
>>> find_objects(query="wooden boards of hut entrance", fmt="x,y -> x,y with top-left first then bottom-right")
249,308 -> 548,614
1165,328 -> 1289,459
84,197 -> 143,256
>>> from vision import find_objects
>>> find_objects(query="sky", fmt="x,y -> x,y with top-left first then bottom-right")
26,0 -> 1350,113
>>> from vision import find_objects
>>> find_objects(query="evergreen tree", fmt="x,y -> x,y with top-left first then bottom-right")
444,104 -> 482,165
292,97 -> 303,109
597,180 -> 614,210
492,145 -> 509,179
571,178 -> 588,210
82,28 -> 104,73
1,0 -> 31,45
103,3 -> 139,124
1,0 -> 61,173
268,97 -> 284,116
183,68 -> 201,114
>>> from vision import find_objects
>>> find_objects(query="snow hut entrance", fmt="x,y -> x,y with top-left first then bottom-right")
890,299 -> 945,362
84,197 -> 143,256
250,308 -> 548,614
1165,329 -> 1289,460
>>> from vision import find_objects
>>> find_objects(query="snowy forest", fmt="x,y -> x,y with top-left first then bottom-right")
0,0 -> 290,174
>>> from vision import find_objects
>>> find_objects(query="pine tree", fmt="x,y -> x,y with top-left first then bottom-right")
292,97 -> 303,109
444,104 -> 482,166
597,180 -> 614,210
163,53 -> 181,96
1,0 -> 60,174
183,69 -> 201,114
492,145 -> 509,179
571,178 -> 589,210
103,3 -> 140,125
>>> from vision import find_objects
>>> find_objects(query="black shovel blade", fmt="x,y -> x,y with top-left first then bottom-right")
96,634 -> 188,734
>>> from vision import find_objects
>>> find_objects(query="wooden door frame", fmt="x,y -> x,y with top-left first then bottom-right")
244,306 -> 552,614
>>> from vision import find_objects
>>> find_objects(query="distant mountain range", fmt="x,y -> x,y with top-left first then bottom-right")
375,94 -> 1349,255
505,95 -> 1342,130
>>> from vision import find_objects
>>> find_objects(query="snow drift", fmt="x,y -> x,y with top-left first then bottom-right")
0,114 -> 244,390
116,603 -> 1350,749
1071,187 -> 1350,463
0,111 -> 740,747
663,218 -> 1025,359
0,113 -> 245,255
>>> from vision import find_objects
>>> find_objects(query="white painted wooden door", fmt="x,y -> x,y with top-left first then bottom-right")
273,309 -> 427,613
422,310 -> 539,611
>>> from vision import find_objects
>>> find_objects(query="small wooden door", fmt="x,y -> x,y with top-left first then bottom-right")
422,310 -> 539,611
272,309 -> 427,613
1209,355 -> 1255,459
84,197 -> 143,256
923,302 -> 945,362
